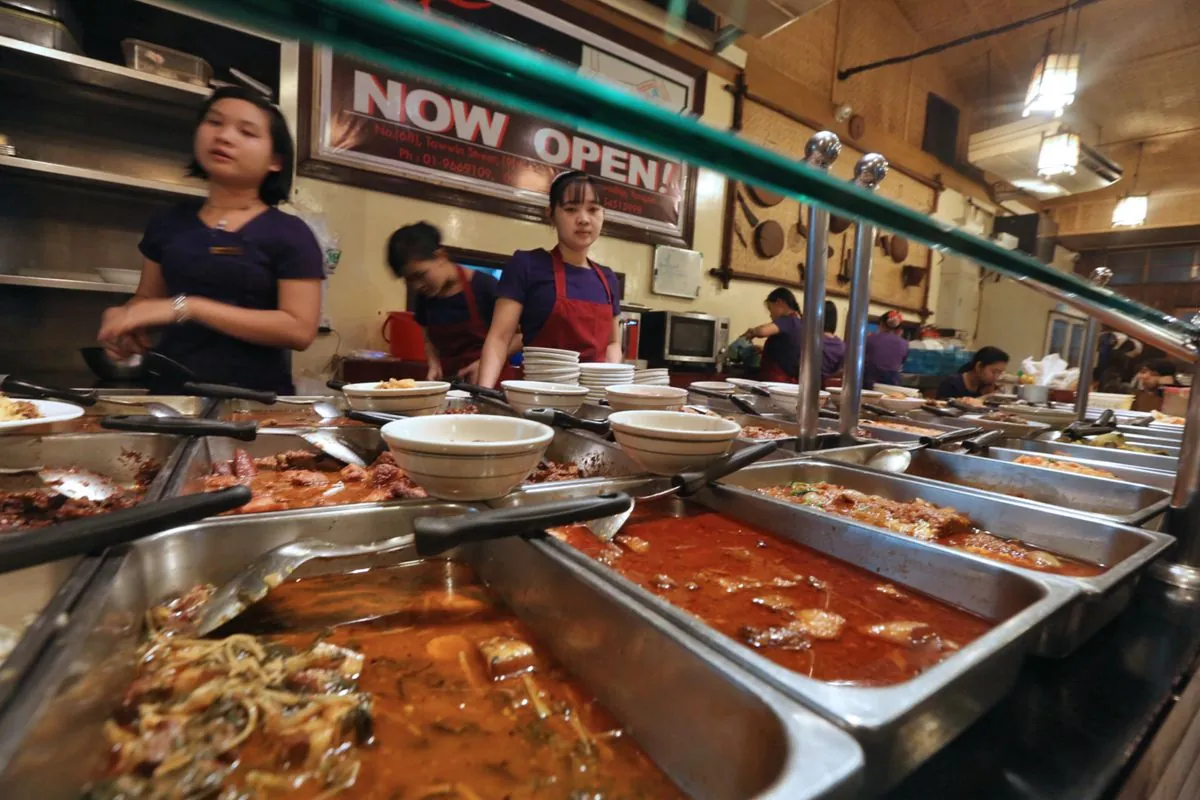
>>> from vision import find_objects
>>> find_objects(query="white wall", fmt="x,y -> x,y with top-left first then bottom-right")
975,245 -> 1082,362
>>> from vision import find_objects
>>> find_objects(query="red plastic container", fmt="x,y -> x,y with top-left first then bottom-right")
381,311 -> 426,362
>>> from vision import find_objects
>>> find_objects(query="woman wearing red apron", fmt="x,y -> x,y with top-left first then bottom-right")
387,222 -> 519,383
741,288 -> 804,383
478,171 -> 623,387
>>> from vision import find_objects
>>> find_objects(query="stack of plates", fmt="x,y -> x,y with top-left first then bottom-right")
633,368 -> 670,386
522,347 -> 581,384
580,362 -> 636,403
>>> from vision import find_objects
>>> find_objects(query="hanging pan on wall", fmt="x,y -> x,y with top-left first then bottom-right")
736,190 -> 785,259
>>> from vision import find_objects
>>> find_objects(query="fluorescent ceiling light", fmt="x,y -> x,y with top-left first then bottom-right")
1036,132 -> 1080,178
1023,53 -> 1080,118
1112,195 -> 1148,227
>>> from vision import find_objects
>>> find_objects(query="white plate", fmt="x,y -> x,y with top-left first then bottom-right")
580,363 -> 635,373
523,346 -> 580,357
689,381 -> 736,395
726,378 -> 765,391
523,355 -> 580,364
0,399 -> 84,432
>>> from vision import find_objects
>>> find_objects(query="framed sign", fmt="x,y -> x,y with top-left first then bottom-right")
299,0 -> 703,247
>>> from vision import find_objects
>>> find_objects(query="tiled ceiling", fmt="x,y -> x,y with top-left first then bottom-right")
888,0 -> 1200,146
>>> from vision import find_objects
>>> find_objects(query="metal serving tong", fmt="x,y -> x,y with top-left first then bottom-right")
0,376 -> 181,418
191,491 -> 633,636
141,352 -> 315,406
0,486 -> 251,574
684,384 -> 763,416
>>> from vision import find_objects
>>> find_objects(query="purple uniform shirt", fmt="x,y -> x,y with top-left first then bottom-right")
497,249 -> 620,345
139,202 -> 324,393
822,333 -> 846,378
864,330 -> 910,387
413,270 -> 499,328
763,314 -> 803,378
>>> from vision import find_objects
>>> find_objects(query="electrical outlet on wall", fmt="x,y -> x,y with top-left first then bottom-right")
319,315 -> 333,333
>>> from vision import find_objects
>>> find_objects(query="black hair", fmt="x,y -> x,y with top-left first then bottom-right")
387,222 -> 442,278
548,170 -> 603,211
824,300 -> 838,334
766,287 -> 800,312
958,346 -> 1010,373
187,86 -> 294,206
1142,358 -> 1178,378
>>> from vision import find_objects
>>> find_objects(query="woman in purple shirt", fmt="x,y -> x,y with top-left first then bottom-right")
864,310 -> 910,389
97,87 -> 323,393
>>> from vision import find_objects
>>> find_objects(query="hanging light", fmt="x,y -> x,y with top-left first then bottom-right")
1112,142 -> 1148,228
1023,53 -> 1080,118
1037,131 -> 1080,177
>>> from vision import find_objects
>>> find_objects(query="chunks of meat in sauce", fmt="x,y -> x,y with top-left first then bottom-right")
613,533 -> 650,554
339,464 -> 367,482
478,636 -> 536,680
792,609 -> 846,640
740,622 -> 811,651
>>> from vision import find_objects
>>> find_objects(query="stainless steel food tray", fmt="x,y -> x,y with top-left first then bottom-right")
214,392 -> 484,422
0,433 -> 187,714
905,410 -> 1051,438
490,478 -> 1077,791
857,418 -> 960,442
17,395 -> 212,434
0,502 -> 864,799
982,446 -> 1176,491
716,460 -> 1174,658
811,442 -> 1170,527
167,427 -> 647,507
1001,436 -> 1180,473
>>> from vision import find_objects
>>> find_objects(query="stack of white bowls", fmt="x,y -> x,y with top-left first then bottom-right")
521,347 -> 581,385
579,362 -> 636,403
632,368 -> 670,386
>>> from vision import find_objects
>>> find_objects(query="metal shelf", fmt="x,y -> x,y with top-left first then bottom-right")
0,154 -> 205,199
0,35 -> 209,108
0,274 -> 135,295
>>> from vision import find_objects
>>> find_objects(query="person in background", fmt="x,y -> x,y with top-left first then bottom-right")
937,346 -> 1009,400
863,310 -> 909,388
822,300 -> 845,380
1132,358 -> 1179,411
386,222 -> 519,383
97,87 -> 323,393
477,171 -> 622,387
741,287 -> 803,382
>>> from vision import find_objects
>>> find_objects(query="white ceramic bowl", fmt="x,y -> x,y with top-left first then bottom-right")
605,384 -> 688,412
342,381 -> 450,414
878,396 -> 926,413
689,381 -> 736,395
97,268 -> 141,286
874,383 -> 920,398
502,380 -> 589,415
766,385 -> 830,414
608,410 -> 741,476
380,414 -> 553,500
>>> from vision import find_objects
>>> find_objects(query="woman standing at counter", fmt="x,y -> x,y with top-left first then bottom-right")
97,87 -> 323,393
937,346 -> 1009,400
741,288 -> 803,383
864,310 -> 909,389
477,171 -> 622,387
387,222 -> 519,383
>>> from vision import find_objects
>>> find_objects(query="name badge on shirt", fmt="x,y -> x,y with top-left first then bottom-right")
209,245 -> 244,256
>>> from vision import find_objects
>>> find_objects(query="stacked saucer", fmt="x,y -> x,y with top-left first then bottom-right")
632,368 -> 670,386
522,346 -> 581,385
579,362 -> 636,403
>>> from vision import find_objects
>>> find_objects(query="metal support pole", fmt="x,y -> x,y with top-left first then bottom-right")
1152,325 -> 1200,587
796,132 -> 842,451
839,154 -> 889,443
1074,267 -> 1112,421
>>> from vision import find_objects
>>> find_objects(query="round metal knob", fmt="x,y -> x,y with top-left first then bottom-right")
804,131 -> 842,170
853,153 -> 889,190
1089,266 -> 1113,287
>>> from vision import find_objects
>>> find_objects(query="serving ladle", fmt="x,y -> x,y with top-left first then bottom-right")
864,426 -> 985,473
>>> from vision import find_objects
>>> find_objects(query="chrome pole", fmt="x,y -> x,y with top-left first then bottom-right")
1152,317 -> 1200,587
1074,267 -> 1113,421
840,154 -> 889,443
797,132 -> 842,451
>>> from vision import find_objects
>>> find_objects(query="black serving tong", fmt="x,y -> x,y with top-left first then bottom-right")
921,403 -> 964,418
0,376 -> 98,406
449,378 -> 507,403
142,352 -> 278,404
522,408 -> 612,436
960,429 -> 1007,453
100,415 -> 258,441
686,385 -> 763,416
861,401 -> 900,419
0,486 -> 251,574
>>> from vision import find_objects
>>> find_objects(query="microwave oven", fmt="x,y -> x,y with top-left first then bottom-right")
638,311 -> 730,367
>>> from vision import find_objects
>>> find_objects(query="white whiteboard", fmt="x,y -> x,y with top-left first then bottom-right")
652,246 -> 703,299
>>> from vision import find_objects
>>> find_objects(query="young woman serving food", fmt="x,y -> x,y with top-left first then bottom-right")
97,87 -> 323,394
476,171 -> 623,388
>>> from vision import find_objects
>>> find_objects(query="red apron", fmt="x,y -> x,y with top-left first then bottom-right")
526,246 -> 616,362
758,354 -> 795,384
425,266 -> 516,380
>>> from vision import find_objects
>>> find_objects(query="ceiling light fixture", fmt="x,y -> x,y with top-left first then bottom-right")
1036,131 -> 1080,177
1023,1 -> 1083,118
1112,142 -> 1148,228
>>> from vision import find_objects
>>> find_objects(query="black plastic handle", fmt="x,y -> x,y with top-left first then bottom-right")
1063,423 -> 1119,440
728,394 -> 762,416
181,382 -> 278,404
818,408 -> 840,420
745,384 -> 772,397
861,402 -> 898,418
523,408 -> 611,436
101,415 -> 258,441
345,409 -> 408,426
412,492 -> 632,557
921,403 -> 962,418
451,379 -> 506,401
327,380 -> 347,392
0,486 -> 251,575
1130,414 -> 1153,427
961,429 -> 1006,452
1094,408 -> 1117,427
920,426 -> 984,447
673,440 -> 779,496
685,385 -> 730,400
0,377 -> 97,407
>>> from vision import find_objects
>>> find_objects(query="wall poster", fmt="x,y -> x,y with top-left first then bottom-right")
301,0 -> 703,246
